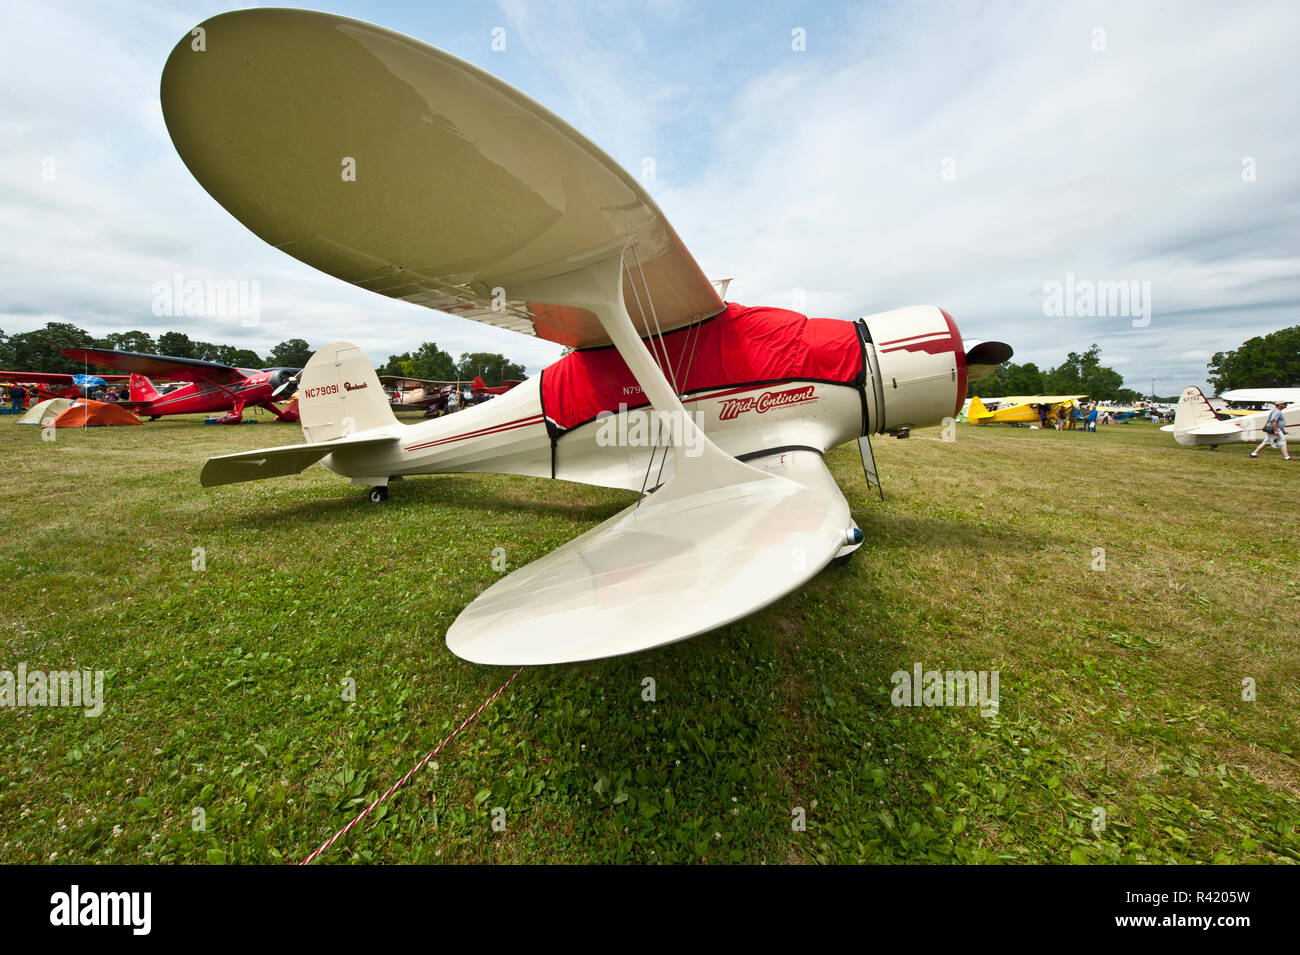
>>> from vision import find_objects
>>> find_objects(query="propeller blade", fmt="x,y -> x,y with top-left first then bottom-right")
272,374 -> 301,399
965,341 -> 1013,380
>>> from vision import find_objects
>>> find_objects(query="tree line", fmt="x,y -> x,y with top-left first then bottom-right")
376,342 -> 526,384
971,325 -> 1300,401
1208,325 -> 1299,392
0,322 -> 528,385
969,344 -> 1138,402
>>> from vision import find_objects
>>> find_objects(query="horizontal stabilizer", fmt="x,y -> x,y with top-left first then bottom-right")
447,450 -> 854,665
200,435 -> 397,487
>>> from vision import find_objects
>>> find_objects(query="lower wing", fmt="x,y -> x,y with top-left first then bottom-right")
447,449 -> 859,665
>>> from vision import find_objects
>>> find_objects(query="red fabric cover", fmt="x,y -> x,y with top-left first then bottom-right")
542,303 -> 861,431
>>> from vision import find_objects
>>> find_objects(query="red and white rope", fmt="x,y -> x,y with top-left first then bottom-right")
300,665 -> 526,865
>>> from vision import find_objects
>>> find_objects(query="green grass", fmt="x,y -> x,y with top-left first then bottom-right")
1,410 -> 1296,864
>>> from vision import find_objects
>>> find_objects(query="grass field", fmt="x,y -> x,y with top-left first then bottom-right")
1,409 -> 1296,864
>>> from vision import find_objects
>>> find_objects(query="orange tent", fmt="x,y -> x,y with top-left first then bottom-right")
52,400 -> 142,427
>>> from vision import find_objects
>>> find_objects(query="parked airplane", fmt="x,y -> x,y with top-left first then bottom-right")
471,375 -> 526,398
163,8 -> 1012,664
62,348 -> 301,424
381,376 -> 461,412
967,394 -> 1085,426
1165,386 -> 1299,447
381,375 -> 523,414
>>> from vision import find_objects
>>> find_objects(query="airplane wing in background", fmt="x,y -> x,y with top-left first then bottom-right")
0,371 -> 77,385
379,376 -> 460,390
61,349 -> 246,385
0,371 -> 129,385
996,394 -> 1088,405
1221,388 -> 1300,405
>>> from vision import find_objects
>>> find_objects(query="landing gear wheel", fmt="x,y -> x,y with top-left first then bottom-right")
368,486 -> 388,503
831,553 -> 853,567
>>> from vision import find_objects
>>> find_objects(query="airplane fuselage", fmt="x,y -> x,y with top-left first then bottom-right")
131,368 -> 299,420
311,303 -> 970,491
1174,406 -> 1300,446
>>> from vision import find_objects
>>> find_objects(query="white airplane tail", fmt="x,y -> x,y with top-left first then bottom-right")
1172,385 -> 1219,436
298,341 -> 397,442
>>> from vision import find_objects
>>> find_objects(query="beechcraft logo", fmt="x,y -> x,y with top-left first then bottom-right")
343,381 -> 368,391
718,385 -> 817,421
50,885 -> 151,935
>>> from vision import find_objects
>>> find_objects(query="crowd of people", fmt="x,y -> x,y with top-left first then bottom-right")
1031,401 -> 1175,432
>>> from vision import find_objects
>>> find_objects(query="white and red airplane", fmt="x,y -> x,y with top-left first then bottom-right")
163,9 -> 1011,665
1166,386 -> 1300,447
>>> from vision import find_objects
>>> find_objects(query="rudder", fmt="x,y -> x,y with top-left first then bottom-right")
1173,385 -> 1219,435
298,342 -> 396,442
130,373 -> 161,403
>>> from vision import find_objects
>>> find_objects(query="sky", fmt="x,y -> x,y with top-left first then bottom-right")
1,0 -> 1296,393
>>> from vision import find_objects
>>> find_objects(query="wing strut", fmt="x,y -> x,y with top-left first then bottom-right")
510,246 -> 775,499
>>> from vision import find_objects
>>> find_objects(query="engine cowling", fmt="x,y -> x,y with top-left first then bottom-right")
860,305 -> 966,434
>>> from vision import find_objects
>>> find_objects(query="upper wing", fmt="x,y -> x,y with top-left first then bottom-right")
160,9 -> 723,349
1221,388 -> 1300,404
61,349 -> 245,385
379,376 -> 458,389
998,394 -> 1087,404
446,450 -> 856,665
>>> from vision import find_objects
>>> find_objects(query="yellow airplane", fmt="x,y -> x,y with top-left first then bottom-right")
967,395 -> 1087,426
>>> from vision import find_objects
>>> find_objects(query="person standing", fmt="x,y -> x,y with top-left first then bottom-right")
1250,401 -> 1292,460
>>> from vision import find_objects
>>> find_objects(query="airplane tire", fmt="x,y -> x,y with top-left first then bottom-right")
368,487 -> 388,503
831,553 -> 853,568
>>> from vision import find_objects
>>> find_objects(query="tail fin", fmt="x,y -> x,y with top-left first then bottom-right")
298,342 -> 397,443
130,373 -> 161,403
472,375 -> 487,391
1173,385 -> 1219,435
967,395 -> 989,423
